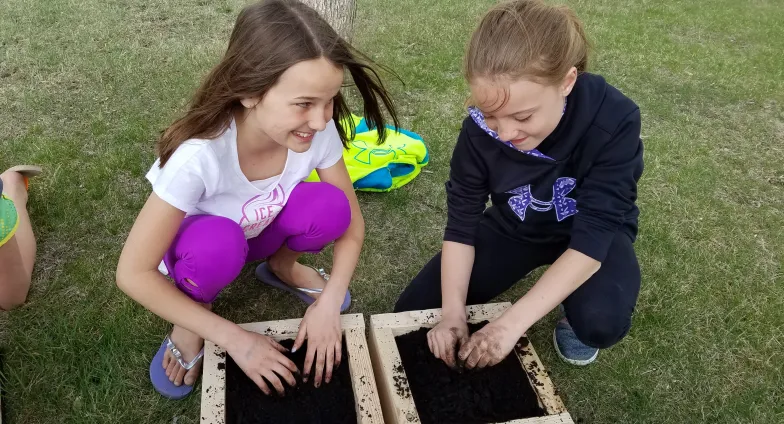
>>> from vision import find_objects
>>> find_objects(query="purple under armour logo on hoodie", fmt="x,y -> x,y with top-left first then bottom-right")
507,177 -> 578,222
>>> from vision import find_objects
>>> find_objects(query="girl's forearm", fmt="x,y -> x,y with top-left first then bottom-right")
322,213 -> 364,304
502,248 -> 600,334
441,241 -> 475,320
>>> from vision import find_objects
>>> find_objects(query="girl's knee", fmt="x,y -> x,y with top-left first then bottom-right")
317,183 -> 351,234
569,307 -> 632,349
291,182 -> 351,239
167,215 -> 248,303
296,182 -> 350,221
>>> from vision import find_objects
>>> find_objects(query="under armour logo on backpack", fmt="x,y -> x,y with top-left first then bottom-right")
507,177 -> 578,222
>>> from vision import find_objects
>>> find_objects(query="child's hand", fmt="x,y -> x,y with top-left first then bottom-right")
293,298 -> 342,388
427,315 -> 469,369
458,319 -> 519,369
226,330 -> 299,396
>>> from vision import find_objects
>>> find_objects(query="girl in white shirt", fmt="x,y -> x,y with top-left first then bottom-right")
116,0 -> 398,399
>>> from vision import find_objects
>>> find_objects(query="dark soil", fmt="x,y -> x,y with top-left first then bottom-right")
394,322 -> 545,424
225,338 -> 357,424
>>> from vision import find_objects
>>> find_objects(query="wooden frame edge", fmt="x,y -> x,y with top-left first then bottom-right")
200,313 -> 376,424
201,339 -> 227,424
369,303 -> 573,424
368,325 -> 420,423
515,337 -> 569,415
345,326 -> 384,424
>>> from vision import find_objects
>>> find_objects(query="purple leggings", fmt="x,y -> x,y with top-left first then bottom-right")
163,182 -> 351,303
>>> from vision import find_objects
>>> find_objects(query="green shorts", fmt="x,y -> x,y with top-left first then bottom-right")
0,194 -> 19,248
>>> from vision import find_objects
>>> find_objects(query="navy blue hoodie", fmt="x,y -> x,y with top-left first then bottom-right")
444,73 -> 644,262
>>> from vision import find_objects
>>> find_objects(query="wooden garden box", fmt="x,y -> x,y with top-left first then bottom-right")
369,303 -> 574,424
200,313 -> 383,424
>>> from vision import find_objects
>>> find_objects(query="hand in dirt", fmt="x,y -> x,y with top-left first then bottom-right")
226,330 -> 299,396
293,298 -> 342,388
458,320 -> 518,370
427,315 -> 469,369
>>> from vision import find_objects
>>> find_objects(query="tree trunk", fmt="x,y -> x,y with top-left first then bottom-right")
301,0 -> 357,41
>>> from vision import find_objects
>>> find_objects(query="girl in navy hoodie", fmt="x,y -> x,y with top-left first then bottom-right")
395,0 -> 644,367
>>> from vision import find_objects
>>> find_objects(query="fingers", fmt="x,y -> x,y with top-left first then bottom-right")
314,346 -> 326,387
428,330 -> 441,360
464,338 -> 487,369
429,326 -> 463,368
477,353 -> 492,369
262,369 -> 286,396
303,343 -> 316,383
280,353 -> 299,375
269,338 -> 288,353
439,334 -> 455,368
433,333 -> 442,359
488,354 -> 504,368
250,373 -> 272,396
458,336 -> 477,367
459,333 -> 470,349
334,340 -> 342,368
293,323 -> 307,354
427,330 -> 436,356
272,362 -> 297,388
325,344 -> 335,384
465,348 -> 484,370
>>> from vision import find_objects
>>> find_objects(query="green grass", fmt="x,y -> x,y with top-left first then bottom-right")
1,0 -> 782,422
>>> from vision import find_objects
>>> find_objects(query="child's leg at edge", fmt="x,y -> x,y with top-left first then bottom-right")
1,171 -> 35,277
247,182 -> 350,294
0,237 -> 30,310
0,170 -> 35,309
162,215 -> 248,386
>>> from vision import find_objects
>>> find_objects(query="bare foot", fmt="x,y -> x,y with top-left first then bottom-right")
0,170 -> 29,206
162,325 -> 204,386
267,259 -> 327,299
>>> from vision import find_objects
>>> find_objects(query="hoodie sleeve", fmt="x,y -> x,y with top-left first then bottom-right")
569,108 -> 643,262
443,123 -> 490,246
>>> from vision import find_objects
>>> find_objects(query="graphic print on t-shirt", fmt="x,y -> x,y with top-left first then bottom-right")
239,184 -> 287,238
507,177 -> 579,222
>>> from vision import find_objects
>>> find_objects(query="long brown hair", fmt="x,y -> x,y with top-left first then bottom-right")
157,0 -> 399,166
465,0 -> 590,86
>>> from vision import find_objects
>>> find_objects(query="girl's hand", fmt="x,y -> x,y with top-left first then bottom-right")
225,330 -> 299,396
458,318 -> 520,369
427,315 -> 469,369
293,296 -> 342,387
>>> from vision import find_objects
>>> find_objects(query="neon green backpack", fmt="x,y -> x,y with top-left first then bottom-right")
306,114 -> 429,192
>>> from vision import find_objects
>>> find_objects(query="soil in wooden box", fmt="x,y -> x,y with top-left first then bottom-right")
225,338 -> 356,424
395,323 -> 545,424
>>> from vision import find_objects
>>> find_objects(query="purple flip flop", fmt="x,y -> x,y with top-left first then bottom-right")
255,262 -> 351,312
149,335 -> 204,400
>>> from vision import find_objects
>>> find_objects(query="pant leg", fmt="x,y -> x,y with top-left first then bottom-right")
246,182 -> 351,261
562,232 -> 641,349
163,215 -> 249,303
394,219 -> 563,312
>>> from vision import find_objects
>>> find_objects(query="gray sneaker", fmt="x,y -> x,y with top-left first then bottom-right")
553,309 -> 599,366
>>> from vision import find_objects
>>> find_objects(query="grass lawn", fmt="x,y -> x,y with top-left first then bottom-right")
1,0 -> 782,422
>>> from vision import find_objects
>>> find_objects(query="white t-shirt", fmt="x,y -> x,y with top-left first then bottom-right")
146,119 -> 344,240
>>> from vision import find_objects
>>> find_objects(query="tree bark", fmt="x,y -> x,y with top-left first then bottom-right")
301,0 -> 357,41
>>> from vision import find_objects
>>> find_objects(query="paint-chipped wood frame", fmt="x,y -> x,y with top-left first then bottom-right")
369,303 -> 574,424
201,313 -> 383,424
